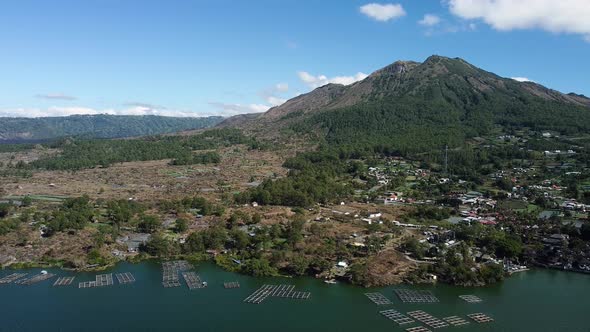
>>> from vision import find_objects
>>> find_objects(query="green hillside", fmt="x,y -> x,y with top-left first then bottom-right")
0,114 -> 223,142
281,55 -> 590,155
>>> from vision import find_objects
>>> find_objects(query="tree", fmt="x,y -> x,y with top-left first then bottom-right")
494,236 -> 523,258
349,261 -> 369,286
138,215 -> 160,233
285,217 -> 305,246
140,233 -> 176,256
241,258 -> 277,277
184,232 -> 205,253
288,254 -> 310,276
174,218 -> 188,233
402,237 -> 427,259
251,213 -> 262,225
87,248 -> 106,265
21,196 -> 32,207
229,229 -> 250,250
0,203 -> 11,218
203,225 -> 227,250
365,235 -> 385,254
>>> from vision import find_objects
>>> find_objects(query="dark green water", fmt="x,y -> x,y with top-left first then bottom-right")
1,262 -> 589,332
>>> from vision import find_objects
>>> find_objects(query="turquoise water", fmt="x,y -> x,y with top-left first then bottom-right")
1,262 -> 589,332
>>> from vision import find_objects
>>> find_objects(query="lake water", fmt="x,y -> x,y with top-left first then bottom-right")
1,261 -> 589,332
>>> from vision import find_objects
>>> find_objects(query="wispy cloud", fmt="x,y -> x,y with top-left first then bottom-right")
123,101 -> 167,109
297,71 -> 368,89
208,102 -> 269,116
360,3 -> 406,22
448,0 -> 590,42
258,83 -> 289,106
0,106 -> 202,118
209,82 -> 291,116
511,77 -> 535,83
418,14 -> 441,26
35,93 -> 77,101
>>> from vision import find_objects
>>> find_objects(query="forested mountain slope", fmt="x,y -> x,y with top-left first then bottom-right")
0,114 -> 223,142
243,55 -> 590,154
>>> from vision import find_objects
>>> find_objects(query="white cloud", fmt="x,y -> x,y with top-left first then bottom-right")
360,3 -> 406,22
448,0 -> 590,41
35,93 -> 77,101
0,106 -> 203,118
275,83 -> 289,92
265,96 -> 287,106
208,102 -> 270,116
258,83 -> 289,107
297,71 -> 368,89
123,102 -> 166,109
511,77 -> 535,83
419,14 -> 441,26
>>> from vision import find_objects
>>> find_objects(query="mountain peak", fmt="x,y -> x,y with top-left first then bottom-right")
371,60 -> 420,77
253,54 -> 590,127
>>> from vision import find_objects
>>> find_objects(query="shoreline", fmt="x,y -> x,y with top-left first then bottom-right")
0,255 -> 544,288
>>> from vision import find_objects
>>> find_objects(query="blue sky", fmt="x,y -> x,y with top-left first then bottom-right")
0,0 -> 589,117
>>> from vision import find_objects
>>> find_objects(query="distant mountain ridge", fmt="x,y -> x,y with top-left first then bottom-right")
233,55 -> 590,152
262,55 -> 590,120
0,114 -> 223,143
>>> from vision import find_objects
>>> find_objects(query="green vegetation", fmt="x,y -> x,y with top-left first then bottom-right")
137,215 -> 161,234
0,203 -> 20,235
171,151 -> 221,165
428,244 -> 505,286
0,143 -> 36,153
30,128 -> 257,170
158,196 -> 225,216
44,196 -> 94,235
235,151 -> 353,207
0,114 -> 223,142
174,218 -> 188,233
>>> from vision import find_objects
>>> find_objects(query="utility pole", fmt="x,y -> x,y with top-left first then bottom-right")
444,145 -> 448,175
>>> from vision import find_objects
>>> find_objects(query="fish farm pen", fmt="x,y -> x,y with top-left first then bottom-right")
468,313 -> 494,323
181,272 -> 206,290
162,260 -> 191,288
79,273 -> 114,289
405,326 -> 431,332
0,273 -> 28,284
115,272 -> 136,284
407,310 -> 449,329
243,284 -> 311,304
379,309 -> 414,325
459,294 -> 483,303
442,316 -> 470,326
394,289 -> 439,303
365,292 -> 392,305
223,281 -> 240,289
14,273 -> 56,285
53,276 -> 75,286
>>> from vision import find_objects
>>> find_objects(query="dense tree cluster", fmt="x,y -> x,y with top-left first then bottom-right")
428,244 -> 505,286
235,151 -> 353,207
30,128 -> 257,170
454,223 -> 523,259
44,196 -> 94,235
